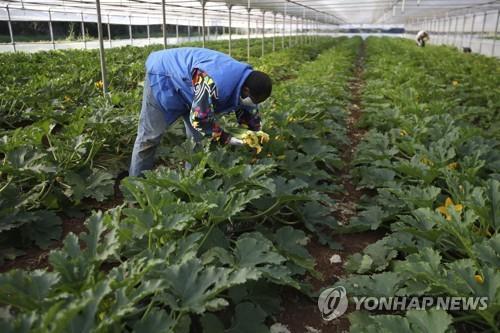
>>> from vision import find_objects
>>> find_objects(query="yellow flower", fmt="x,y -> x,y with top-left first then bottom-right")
437,197 -> 463,221
241,131 -> 262,154
452,80 -> 459,86
474,274 -> 484,284
64,95 -> 72,102
256,131 -> 270,144
400,129 -> 408,137
447,162 -> 459,170
421,156 -> 434,166
95,80 -> 104,89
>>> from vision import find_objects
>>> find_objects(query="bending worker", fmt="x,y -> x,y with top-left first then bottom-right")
416,30 -> 430,47
129,47 -> 272,177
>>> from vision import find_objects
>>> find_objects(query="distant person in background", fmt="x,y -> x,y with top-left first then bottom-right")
129,47 -> 272,177
416,30 -> 430,47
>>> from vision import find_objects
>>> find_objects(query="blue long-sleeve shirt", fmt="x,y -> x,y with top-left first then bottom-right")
190,68 -> 262,143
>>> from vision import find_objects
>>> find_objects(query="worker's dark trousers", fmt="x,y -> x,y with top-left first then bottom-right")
129,76 -> 203,177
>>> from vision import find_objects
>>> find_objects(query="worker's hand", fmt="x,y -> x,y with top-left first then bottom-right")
228,137 -> 245,146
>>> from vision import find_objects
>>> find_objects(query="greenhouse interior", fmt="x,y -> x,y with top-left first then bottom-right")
0,0 -> 499,332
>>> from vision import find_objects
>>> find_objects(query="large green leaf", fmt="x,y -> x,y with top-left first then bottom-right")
0,269 -> 59,311
226,302 -> 270,333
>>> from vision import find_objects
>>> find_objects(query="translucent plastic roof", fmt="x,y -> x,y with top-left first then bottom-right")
1,0 -> 499,25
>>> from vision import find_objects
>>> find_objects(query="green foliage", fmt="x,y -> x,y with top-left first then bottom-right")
342,37 -> 500,331
0,36 -> 357,332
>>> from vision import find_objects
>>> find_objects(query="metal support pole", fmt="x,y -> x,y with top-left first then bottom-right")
460,14 -> 467,48
446,14 -> 452,45
302,8 -> 305,44
440,17 -> 444,44
228,5 -> 232,56
436,17 -> 440,44
95,0 -> 108,94
469,14 -> 476,48
295,17 -> 299,44
305,19 -> 308,43
107,14 -> 112,47
311,18 -> 314,43
434,17 -> 438,43
147,16 -> 150,45
312,18 -> 316,41
308,17 -> 311,43
247,0 -> 251,61
493,10 -> 500,57
453,16 -> 459,46
48,9 -> 55,50
433,17 -> 437,43
262,11 -> 265,57
81,12 -> 86,49
316,17 -> 318,40
202,0 -> 206,47
305,18 -> 308,42
272,12 -> 276,52
161,0 -> 167,48
6,5 -> 15,52
304,20 -> 311,44
437,18 -> 443,44
432,17 -> 436,43
479,12 -> 487,54
176,21 -> 179,44
187,25 -> 191,41
289,16 -> 293,47
282,3 -> 286,48
312,18 -> 314,42
129,15 -> 133,45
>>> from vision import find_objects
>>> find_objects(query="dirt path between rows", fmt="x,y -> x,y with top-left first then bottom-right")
278,40 -> 384,333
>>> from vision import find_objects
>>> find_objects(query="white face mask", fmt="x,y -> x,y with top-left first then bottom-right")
240,96 -> 257,107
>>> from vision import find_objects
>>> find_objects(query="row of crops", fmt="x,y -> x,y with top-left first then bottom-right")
1,34 -> 498,332
0,36 -> 361,331
336,38 -> 500,332
0,37 -> 323,263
